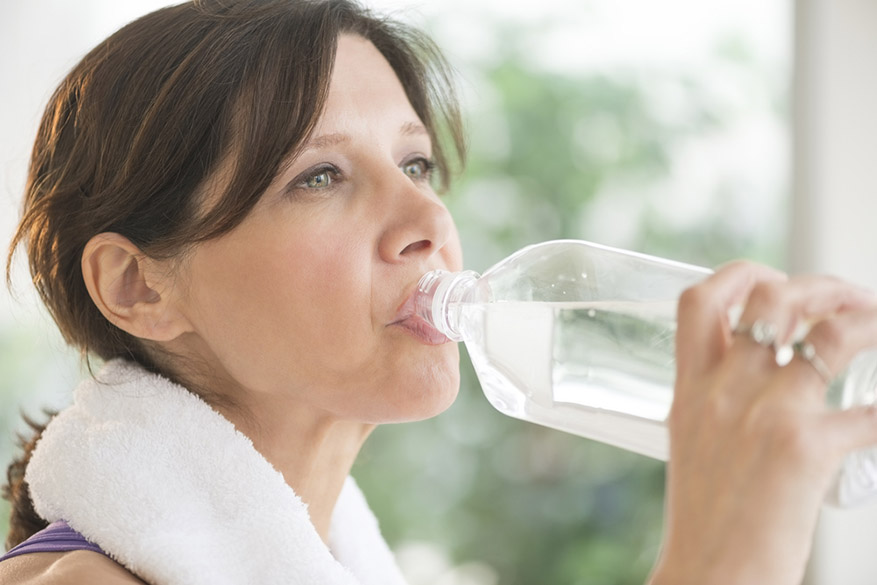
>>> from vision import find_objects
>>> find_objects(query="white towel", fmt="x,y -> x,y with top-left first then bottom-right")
25,359 -> 409,585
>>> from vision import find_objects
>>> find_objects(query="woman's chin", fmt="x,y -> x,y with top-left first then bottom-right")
392,354 -> 462,423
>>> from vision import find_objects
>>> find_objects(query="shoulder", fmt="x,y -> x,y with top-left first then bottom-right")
0,550 -> 147,584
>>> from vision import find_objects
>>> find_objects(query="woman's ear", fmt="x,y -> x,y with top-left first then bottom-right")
81,233 -> 194,342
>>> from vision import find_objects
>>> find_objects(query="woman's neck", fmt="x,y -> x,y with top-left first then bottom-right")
219,394 -> 375,544
161,340 -> 376,544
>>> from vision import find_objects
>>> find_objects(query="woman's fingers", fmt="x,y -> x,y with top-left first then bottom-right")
736,274 -> 877,347
675,261 -> 786,388
721,277 -> 877,402
774,307 -> 877,401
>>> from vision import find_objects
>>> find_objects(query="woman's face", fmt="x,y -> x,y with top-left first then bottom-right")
173,35 -> 463,424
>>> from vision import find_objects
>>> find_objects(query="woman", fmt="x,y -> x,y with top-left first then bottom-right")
3,1 -> 877,583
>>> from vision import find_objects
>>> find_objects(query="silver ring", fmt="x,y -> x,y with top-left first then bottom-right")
733,319 -> 779,348
792,340 -> 834,385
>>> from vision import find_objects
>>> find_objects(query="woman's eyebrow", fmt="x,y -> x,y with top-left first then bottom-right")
400,121 -> 428,138
302,133 -> 350,152
303,122 -> 427,152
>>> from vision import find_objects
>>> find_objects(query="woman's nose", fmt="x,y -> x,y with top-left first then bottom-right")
377,180 -> 456,265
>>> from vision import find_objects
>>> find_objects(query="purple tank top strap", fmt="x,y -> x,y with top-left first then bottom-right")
0,520 -> 107,562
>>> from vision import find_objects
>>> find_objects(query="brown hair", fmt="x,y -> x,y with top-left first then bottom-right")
4,0 -> 465,550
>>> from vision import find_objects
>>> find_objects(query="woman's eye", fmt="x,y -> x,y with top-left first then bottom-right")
402,157 -> 435,181
290,164 -> 340,193
304,170 -> 332,188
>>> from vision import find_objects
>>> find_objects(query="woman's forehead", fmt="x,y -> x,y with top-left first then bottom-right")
292,35 -> 428,156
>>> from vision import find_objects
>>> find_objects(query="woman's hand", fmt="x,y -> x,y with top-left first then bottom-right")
649,261 -> 877,585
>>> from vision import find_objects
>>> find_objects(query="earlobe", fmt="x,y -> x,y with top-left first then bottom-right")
81,233 -> 194,342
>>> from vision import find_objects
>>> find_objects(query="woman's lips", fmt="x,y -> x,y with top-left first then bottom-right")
393,314 -> 452,345
390,287 -> 452,345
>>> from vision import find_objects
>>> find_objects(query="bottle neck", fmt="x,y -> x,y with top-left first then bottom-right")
414,269 -> 482,341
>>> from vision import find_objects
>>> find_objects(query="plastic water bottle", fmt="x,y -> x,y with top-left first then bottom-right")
414,239 -> 877,507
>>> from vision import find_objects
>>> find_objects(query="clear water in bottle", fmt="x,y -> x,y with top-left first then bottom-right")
463,298 -> 877,504
463,300 -> 676,461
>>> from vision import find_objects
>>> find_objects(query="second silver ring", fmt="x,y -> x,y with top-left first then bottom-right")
792,340 -> 834,385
